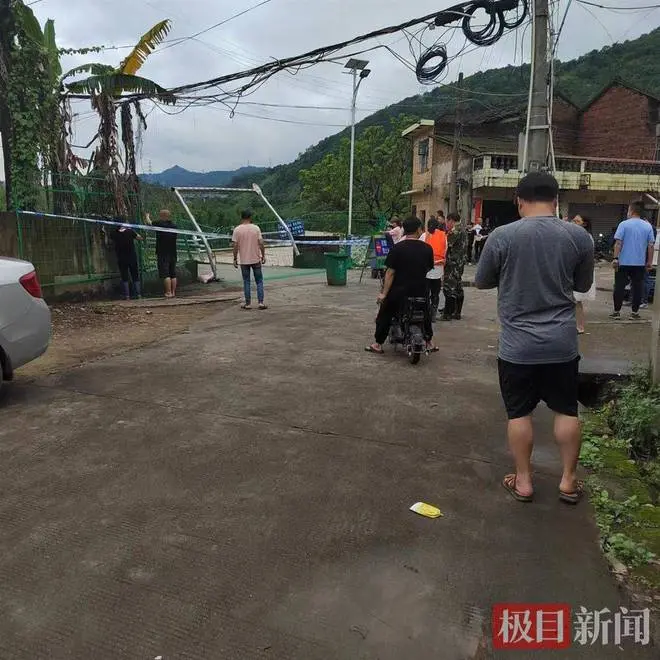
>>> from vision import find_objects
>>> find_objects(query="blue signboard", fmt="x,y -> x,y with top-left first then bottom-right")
278,220 -> 305,239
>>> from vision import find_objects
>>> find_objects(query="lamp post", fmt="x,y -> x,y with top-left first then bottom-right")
345,58 -> 370,237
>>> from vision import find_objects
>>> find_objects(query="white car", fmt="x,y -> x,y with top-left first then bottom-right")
0,258 -> 51,390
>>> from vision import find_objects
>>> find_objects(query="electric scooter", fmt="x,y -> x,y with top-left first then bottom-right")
388,296 -> 429,365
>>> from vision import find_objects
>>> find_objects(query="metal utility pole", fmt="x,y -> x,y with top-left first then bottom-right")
523,0 -> 551,172
345,59 -> 371,236
449,71 -> 464,215
644,192 -> 660,384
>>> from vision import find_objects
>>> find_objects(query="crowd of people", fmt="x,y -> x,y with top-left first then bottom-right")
109,207 -> 269,307
369,171 -> 659,506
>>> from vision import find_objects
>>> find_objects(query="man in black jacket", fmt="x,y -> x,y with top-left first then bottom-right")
365,216 -> 435,354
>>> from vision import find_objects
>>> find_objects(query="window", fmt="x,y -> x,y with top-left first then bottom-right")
420,209 -> 427,223
418,138 -> 430,173
411,205 -> 417,217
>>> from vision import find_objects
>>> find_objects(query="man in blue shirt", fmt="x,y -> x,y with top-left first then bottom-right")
610,201 -> 655,320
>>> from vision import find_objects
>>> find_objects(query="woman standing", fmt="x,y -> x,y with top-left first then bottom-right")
572,214 -> 596,334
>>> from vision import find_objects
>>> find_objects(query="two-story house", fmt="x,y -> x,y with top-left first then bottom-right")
403,79 -> 660,236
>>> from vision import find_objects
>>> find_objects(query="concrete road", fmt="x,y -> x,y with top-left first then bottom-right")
0,274 -> 655,659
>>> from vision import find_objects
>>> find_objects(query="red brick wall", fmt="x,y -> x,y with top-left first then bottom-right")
578,85 -> 656,160
435,98 -> 579,154
552,98 -> 579,154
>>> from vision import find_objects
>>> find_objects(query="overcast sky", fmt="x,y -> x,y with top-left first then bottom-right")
11,0 -> 660,173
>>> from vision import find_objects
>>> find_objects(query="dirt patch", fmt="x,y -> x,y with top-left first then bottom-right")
18,301 -> 232,379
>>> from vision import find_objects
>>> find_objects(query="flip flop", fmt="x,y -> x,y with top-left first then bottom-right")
365,345 -> 384,354
427,346 -> 440,353
502,474 -> 534,503
577,330 -> 585,335
559,481 -> 585,505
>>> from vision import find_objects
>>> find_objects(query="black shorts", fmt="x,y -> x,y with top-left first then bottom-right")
157,255 -> 177,279
498,358 -> 580,419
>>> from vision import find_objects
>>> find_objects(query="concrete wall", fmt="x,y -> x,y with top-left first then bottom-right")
578,85 -> 659,160
407,141 -> 472,222
410,126 -> 435,196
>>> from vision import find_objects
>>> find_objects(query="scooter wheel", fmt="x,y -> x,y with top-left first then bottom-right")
409,350 -> 421,365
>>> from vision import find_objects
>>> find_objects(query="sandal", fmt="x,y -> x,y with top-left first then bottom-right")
502,474 -> 534,503
365,345 -> 384,354
559,481 -> 585,505
258,304 -> 268,310
241,304 -> 252,310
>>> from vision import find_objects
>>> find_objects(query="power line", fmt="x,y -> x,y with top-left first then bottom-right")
66,1 -> 529,105
153,102 -> 348,127
576,0 -> 660,9
157,0 -> 276,53
61,0 -> 275,54
553,0 -> 574,57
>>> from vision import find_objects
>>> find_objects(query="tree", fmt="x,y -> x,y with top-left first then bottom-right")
299,117 -> 412,224
0,0 -> 14,208
62,20 -> 173,216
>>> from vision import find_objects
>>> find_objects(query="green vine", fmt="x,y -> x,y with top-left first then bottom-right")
7,9 -> 45,209
6,2 -> 65,210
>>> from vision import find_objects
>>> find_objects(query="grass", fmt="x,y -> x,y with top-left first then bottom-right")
580,373 -> 660,589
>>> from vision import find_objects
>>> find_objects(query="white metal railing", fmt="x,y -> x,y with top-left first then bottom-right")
473,154 -> 660,176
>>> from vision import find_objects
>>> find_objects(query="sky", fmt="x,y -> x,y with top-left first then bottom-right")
8,0 -> 660,174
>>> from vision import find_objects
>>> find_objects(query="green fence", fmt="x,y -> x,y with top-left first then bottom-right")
3,171 -> 388,295
9,211 -> 207,295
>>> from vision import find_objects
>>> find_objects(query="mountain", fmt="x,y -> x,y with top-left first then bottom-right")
229,27 -> 660,215
141,165 -> 265,188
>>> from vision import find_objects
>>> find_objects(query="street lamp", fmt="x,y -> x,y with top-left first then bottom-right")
344,58 -> 371,236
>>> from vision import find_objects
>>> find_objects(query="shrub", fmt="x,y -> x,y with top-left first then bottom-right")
611,369 -> 660,461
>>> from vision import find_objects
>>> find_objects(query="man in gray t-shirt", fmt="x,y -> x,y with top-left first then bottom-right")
475,172 -> 594,506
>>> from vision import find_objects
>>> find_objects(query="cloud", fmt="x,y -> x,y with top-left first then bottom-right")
2,0 -> 658,175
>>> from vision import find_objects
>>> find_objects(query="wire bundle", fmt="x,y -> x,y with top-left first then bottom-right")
417,0 -> 528,82
66,1 -> 529,109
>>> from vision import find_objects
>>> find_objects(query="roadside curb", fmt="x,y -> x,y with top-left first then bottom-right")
98,294 -> 242,309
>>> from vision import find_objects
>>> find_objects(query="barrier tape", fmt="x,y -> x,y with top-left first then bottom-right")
19,211 -> 371,248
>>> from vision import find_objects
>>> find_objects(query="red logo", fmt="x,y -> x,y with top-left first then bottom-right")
493,603 -> 571,650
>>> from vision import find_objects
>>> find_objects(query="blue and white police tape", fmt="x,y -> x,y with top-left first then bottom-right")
19,211 -> 371,247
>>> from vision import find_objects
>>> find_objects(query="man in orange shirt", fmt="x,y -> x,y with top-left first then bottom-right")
423,217 -> 447,321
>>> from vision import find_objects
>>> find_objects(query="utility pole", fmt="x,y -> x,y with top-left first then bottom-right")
449,71 -> 464,215
645,192 -> 660,384
524,0 -> 551,172
348,67 -> 358,235
344,58 -> 371,236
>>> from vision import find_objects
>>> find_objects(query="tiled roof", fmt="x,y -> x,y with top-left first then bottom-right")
434,134 -> 573,157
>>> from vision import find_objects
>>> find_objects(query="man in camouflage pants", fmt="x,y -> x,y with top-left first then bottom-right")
442,212 -> 468,321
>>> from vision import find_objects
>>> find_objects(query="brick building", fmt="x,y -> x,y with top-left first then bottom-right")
578,80 -> 660,161
402,79 -> 660,236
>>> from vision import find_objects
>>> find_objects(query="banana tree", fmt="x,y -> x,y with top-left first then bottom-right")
62,20 -> 173,215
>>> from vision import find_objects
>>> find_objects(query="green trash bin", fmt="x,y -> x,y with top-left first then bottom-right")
324,252 -> 349,286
